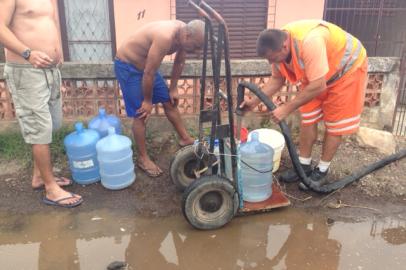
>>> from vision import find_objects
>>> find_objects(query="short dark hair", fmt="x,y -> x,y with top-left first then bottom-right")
256,29 -> 288,57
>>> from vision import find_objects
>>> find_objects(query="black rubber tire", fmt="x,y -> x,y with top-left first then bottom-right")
170,144 -> 214,191
182,175 -> 237,230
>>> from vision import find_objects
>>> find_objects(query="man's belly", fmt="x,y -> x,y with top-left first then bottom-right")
116,51 -> 147,71
6,20 -> 62,64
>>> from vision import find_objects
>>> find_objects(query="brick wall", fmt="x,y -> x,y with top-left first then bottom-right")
0,58 -> 400,131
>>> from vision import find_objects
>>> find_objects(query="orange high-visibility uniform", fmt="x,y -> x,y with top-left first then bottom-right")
274,20 -> 367,135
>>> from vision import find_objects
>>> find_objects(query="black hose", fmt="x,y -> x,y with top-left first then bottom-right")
236,81 -> 406,193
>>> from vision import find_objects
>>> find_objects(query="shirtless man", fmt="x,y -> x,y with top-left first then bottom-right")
0,0 -> 82,207
115,20 -> 204,177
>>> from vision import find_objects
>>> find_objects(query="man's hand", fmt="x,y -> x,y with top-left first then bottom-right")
270,105 -> 290,124
137,101 -> 153,123
169,89 -> 179,106
28,50 -> 54,68
238,96 -> 260,113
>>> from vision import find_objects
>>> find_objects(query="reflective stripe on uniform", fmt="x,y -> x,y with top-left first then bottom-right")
326,33 -> 363,85
327,122 -> 360,134
301,108 -> 322,118
302,114 -> 324,124
272,63 -> 280,72
325,115 -> 361,134
293,39 -> 305,69
325,115 -> 361,127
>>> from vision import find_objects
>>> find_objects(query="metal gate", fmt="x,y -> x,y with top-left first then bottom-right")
324,0 -> 406,135
393,50 -> 406,135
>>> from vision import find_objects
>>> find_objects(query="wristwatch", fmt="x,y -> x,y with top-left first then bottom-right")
21,49 -> 31,60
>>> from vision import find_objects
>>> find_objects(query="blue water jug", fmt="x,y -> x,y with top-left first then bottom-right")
96,127 -> 135,190
239,131 -> 274,202
89,107 -> 122,138
64,122 -> 101,184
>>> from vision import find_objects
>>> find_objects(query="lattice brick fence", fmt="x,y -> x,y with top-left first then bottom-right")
0,73 -> 384,121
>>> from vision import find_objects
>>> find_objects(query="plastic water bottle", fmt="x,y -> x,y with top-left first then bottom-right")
213,139 -> 221,175
239,131 -> 274,202
96,127 -> 135,190
89,107 -> 122,138
64,122 -> 101,184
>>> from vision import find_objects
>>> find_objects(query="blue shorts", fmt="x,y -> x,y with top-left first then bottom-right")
114,58 -> 170,117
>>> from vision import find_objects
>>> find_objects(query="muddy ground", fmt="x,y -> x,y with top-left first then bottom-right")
0,132 -> 405,222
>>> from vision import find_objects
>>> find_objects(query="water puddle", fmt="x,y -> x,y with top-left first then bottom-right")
0,209 -> 405,269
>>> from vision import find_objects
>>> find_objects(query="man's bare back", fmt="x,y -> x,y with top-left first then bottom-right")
116,20 -> 185,70
113,19 -> 204,178
2,0 -> 61,64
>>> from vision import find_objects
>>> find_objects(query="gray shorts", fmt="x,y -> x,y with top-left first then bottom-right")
3,63 -> 62,144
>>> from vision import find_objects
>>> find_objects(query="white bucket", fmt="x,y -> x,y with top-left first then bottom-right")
247,128 -> 285,172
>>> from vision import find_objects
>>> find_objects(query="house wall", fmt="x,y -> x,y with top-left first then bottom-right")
274,0 -> 325,28
113,0 -> 172,49
112,0 -> 326,43
0,57 -> 398,134
1,0 -> 326,62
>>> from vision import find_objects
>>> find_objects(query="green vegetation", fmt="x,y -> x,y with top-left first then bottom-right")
0,129 -> 31,164
0,125 -> 74,168
259,118 -> 279,129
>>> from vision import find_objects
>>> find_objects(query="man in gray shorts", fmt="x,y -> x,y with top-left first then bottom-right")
0,0 -> 82,207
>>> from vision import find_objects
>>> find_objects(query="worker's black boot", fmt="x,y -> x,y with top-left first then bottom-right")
279,164 -> 312,183
299,167 -> 329,191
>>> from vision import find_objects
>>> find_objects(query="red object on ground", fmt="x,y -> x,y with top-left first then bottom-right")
234,126 -> 248,142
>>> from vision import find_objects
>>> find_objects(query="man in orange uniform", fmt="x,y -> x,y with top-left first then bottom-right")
241,20 -> 367,188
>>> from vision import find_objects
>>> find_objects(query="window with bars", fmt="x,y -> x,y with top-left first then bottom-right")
323,0 -> 406,57
176,0 -> 269,59
58,0 -> 116,61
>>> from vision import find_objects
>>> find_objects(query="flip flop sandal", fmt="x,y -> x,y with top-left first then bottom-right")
137,163 -> 163,178
42,193 -> 83,208
33,177 -> 73,191
178,141 -> 194,148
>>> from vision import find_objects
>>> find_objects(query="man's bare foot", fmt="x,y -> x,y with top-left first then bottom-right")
32,176 -> 73,190
179,137 -> 195,147
137,158 -> 163,177
43,185 -> 82,207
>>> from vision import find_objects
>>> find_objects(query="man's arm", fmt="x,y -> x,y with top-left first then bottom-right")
167,49 -> 186,106
240,75 -> 285,111
270,31 -> 329,123
0,0 -> 27,55
286,77 -> 326,111
169,50 -> 186,92
270,77 -> 326,123
142,41 -> 169,103
137,38 -> 170,119
52,1 -> 63,64
255,75 -> 285,103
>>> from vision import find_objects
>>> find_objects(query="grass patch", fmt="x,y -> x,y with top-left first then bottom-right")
0,130 -> 31,165
259,118 -> 279,129
49,125 -> 75,166
0,125 -> 75,168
